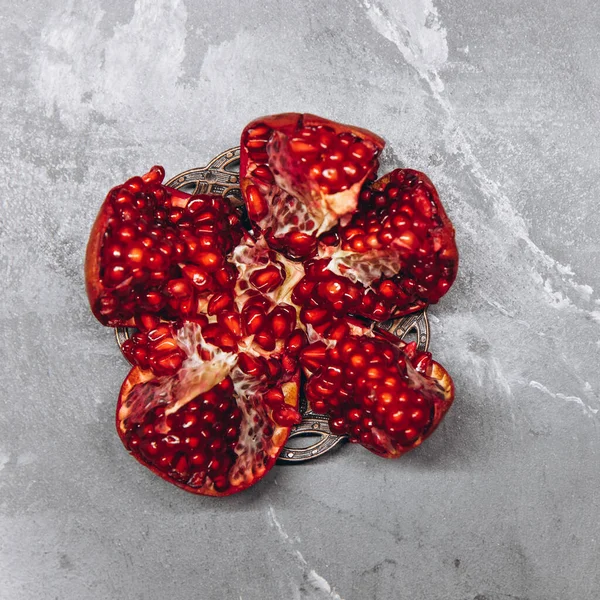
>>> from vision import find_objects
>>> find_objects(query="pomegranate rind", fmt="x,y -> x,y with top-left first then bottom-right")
116,366 -> 300,497
85,195 -> 118,322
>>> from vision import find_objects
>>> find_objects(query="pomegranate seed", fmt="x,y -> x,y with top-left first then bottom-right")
266,358 -> 282,379
191,251 -> 222,273
252,165 -> 274,183
237,353 -> 265,377
246,186 -> 269,221
104,264 -> 128,286
249,265 -> 284,293
254,329 -> 276,351
207,292 -> 233,315
182,265 -> 211,291
264,388 -> 284,407
285,329 -> 308,355
301,306 -> 329,326
300,342 -> 327,371
149,350 -> 184,376
166,278 -> 193,298
242,306 -> 267,335
218,311 -> 242,338
270,304 -> 296,339
272,404 -> 302,427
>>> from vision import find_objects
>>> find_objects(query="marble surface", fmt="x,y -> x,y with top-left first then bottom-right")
1,1 -> 599,598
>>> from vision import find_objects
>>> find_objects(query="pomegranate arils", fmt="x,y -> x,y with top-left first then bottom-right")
249,264 -> 284,292
289,169 -> 458,323
270,304 -> 296,339
241,113 -> 385,260
122,381 -> 243,489
88,167 -> 243,327
303,333 -> 453,458
115,320 -> 302,495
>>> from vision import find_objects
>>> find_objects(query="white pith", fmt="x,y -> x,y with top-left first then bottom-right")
325,249 -> 404,287
121,322 -> 238,431
232,234 -> 305,310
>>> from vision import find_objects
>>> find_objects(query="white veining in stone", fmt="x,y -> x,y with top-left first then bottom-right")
267,506 -> 344,600
529,381 -> 598,417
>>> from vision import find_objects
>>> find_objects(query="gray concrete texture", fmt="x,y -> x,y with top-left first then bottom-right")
1,0 -> 599,598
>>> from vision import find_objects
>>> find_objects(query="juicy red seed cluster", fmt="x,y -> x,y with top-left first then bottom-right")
244,122 -> 375,196
288,169 -> 457,322
243,123 -> 272,165
123,377 -> 247,492
285,125 -> 375,193
96,171 -> 242,326
293,259 -> 397,324
342,179 -> 440,254
302,336 -> 434,453
121,323 -> 185,377
341,169 -> 456,304
197,290 -> 298,355
121,296 -> 300,380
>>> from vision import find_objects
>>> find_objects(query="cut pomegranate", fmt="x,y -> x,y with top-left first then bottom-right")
86,168 -> 305,495
240,113 -> 384,259
296,168 -> 459,323
85,166 -> 243,327
117,323 -> 300,496
302,332 -> 454,458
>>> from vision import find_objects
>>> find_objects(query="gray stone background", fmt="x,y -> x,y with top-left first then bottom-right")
1,0 -> 599,598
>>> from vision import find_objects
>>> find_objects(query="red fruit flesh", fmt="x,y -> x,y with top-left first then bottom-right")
85,166 -> 243,327
86,169 -> 307,495
302,333 -> 454,457
294,169 -> 458,323
117,324 -> 300,496
329,169 -> 458,315
240,113 -> 384,259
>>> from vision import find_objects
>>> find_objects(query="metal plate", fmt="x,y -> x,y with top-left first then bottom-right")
114,149 -> 432,464
165,147 -> 243,206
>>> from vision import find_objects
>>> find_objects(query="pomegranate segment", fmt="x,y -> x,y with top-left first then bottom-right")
85,166 -> 243,327
326,169 -> 458,317
302,334 -> 454,458
240,113 -> 384,259
117,323 -> 301,496
292,169 -> 459,323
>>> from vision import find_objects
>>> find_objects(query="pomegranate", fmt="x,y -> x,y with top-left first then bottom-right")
86,113 -> 459,493
293,168 -> 459,323
240,113 -> 385,259
117,322 -> 301,496
241,114 -> 458,322
301,329 -> 454,458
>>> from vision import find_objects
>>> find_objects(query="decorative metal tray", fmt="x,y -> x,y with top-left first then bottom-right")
115,148 -> 431,463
